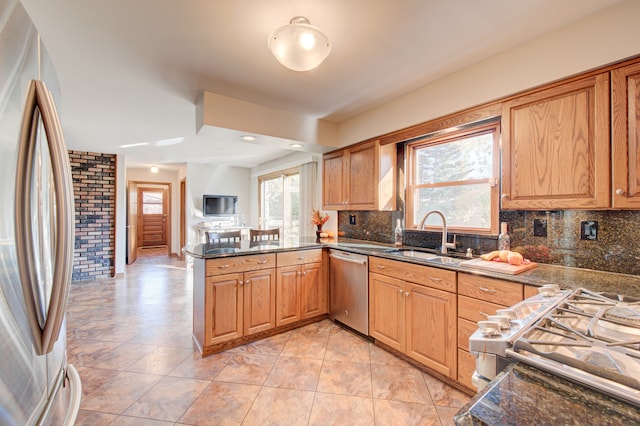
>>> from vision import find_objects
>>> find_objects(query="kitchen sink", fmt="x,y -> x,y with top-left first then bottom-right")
384,248 -> 463,265
385,249 -> 439,259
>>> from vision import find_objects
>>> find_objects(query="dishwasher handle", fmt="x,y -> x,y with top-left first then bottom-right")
329,253 -> 367,265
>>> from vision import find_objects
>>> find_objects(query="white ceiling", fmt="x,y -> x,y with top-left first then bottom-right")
21,0 -> 623,169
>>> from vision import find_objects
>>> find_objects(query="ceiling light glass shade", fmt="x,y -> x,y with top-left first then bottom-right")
268,16 -> 331,72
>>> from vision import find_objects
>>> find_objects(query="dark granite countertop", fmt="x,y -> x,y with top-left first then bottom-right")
186,238 -> 640,297
454,363 -> 640,425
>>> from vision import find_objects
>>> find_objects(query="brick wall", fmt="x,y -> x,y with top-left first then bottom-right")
69,151 -> 116,281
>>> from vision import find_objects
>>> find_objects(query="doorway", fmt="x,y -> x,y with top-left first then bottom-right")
138,187 -> 168,249
127,181 -> 172,263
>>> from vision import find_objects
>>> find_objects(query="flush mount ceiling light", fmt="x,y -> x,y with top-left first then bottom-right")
268,16 -> 331,72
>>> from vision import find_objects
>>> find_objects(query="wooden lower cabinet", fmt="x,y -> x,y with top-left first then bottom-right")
276,249 -> 326,327
369,258 -> 457,380
205,268 -> 276,346
456,273 -> 524,391
369,273 -> 405,352
405,282 -> 457,378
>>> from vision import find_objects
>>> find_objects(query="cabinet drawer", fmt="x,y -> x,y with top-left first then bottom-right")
458,273 -> 522,306
206,254 -> 276,276
277,249 -> 323,267
457,317 -> 477,352
458,349 -> 476,391
458,295 -> 505,323
369,257 -> 456,293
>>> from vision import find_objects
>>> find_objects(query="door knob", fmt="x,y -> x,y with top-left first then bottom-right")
616,188 -> 625,196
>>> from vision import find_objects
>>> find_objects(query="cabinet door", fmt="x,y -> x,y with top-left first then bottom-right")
276,266 -> 300,326
612,62 -> 640,208
348,141 -> 377,210
501,73 -> 610,209
368,272 -> 405,352
205,274 -> 243,345
405,283 -> 457,379
243,269 -> 276,336
300,262 -> 326,319
322,150 -> 347,210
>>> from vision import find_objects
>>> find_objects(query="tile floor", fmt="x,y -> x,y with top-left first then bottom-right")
68,254 -> 470,425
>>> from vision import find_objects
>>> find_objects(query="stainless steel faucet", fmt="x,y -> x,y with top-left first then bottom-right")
418,210 -> 456,254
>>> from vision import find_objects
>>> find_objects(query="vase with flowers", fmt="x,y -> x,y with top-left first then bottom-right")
311,209 -> 329,239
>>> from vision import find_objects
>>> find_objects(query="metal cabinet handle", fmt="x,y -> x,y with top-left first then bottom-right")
616,188 -> 625,196
245,280 -> 251,285
405,292 -> 410,297
429,276 -> 443,282
501,193 -> 508,200
376,265 -> 385,269
297,256 -> 305,260
258,259 -> 268,264
398,289 -> 403,294
479,311 -> 489,318
239,280 -> 244,285
297,271 -> 302,276
479,287 -> 497,293
218,264 -> 230,269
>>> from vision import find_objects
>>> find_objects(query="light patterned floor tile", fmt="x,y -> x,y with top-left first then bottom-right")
81,371 -> 162,414
372,365 -> 433,404
214,352 -> 278,385
178,381 -> 261,425
309,392 -> 375,425
122,376 -> 210,421
373,399 -> 440,426
317,360 -> 372,397
280,334 -> 328,359
263,356 -> 323,391
242,387 -> 315,425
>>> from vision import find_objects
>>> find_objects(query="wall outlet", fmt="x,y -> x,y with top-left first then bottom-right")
533,219 -> 547,237
581,221 -> 598,240
349,214 -> 356,225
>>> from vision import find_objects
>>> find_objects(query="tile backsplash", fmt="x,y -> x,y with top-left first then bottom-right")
338,209 -> 640,275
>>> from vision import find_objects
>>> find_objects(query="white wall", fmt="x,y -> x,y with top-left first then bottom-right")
186,163 -> 251,246
337,0 -> 640,147
126,166 -> 181,256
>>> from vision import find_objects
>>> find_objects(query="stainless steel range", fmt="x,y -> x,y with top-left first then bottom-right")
469,285 -> 640,407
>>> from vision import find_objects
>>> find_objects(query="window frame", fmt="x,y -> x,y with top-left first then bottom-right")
258,166 -> 300,237
406,120 -> 500,235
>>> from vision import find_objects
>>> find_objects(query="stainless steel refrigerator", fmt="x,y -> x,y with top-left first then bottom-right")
0,1 -> 81,424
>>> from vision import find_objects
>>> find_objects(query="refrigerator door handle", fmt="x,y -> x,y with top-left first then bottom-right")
15,80 -> 74,356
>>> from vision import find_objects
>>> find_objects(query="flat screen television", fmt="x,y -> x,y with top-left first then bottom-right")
203,195 -> 237,216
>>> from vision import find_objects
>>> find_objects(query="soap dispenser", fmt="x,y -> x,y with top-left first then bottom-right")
394,219 -> 403,247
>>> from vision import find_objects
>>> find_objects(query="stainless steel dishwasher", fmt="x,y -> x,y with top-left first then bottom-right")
329,250 -> 369,335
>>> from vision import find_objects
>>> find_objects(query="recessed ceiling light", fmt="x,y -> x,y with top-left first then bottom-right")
242,135 -> 257,141
150,166 -> 159,173
290,143 -> 303,148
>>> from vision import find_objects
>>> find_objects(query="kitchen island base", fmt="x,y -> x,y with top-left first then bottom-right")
193,314 -> 329,357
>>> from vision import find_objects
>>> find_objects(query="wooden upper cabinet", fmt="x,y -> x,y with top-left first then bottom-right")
501,73 -> 611,209
322,140 -> 396,211
612,61 -> 640,209
322,150 -> 347,210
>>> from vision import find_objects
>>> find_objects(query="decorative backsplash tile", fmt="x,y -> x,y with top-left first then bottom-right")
338,209 -> 640,275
